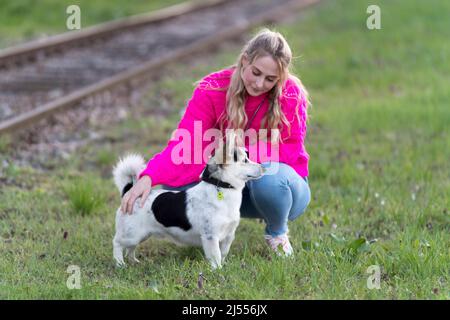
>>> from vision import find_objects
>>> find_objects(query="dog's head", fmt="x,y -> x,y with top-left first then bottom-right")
202,131 -> 265,188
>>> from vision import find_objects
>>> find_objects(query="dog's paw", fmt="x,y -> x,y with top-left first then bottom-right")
129,257 -> 140,264
210,263 -> 222,271
115,260 -> 127,268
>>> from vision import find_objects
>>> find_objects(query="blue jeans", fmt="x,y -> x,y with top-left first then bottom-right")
162,162 -> 311,237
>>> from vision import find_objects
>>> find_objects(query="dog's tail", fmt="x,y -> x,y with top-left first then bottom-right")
113,154 -> 146,197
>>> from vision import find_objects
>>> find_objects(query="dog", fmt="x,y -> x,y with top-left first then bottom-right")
112,135 -> 265,269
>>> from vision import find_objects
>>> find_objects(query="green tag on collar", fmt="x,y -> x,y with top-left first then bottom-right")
217,191 -> 224,200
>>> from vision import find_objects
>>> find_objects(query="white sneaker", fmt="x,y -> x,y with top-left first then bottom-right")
264,233 -> 294,257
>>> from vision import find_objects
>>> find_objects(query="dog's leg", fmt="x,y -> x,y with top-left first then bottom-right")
220,232 -> 236,264
113,239 -> 126,267
201,235 -> 222,270
126,246 -> 140,264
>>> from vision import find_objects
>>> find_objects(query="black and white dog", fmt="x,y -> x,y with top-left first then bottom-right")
112,135 -> 265,269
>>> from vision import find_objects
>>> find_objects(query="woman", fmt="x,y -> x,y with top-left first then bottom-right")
121,28 -> 311,256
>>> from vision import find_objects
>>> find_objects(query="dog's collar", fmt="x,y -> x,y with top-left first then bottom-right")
200,165 -> 235,189
201,175 -> 235,189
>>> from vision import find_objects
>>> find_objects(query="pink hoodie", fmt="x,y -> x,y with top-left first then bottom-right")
139,67 -> 309,187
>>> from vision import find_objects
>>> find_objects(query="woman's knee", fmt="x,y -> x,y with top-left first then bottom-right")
257,162 -> 311,221
247,163 -> 298,210
247,162 -> 311,212
247,166 -> 290,201
251,162 -> 303,191
288,179 -> 311,221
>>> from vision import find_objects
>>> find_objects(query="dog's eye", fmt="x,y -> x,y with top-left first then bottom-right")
244,158 -> 249,163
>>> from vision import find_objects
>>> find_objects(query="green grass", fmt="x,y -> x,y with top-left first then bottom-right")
0,0 -> 187,48
63,175 -> 107,216
0,0 -> 449,299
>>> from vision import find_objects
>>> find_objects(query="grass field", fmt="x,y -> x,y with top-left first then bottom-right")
0,0 -> 186,48
0,0 -> 449,299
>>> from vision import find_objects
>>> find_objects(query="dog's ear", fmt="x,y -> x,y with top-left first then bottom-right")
213,139 -> 225,165
225,129 -> 238,161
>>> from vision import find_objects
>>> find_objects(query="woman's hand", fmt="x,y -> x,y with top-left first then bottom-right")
121,175 -> 152,215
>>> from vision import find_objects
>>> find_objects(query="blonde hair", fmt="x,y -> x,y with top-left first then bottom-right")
200,28 -> 309,144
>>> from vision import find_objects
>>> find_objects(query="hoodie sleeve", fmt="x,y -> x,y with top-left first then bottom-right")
278,83 -> 309,165
138,85 -> 218,187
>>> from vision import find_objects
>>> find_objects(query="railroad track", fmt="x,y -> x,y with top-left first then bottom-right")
0,0 -> 320,136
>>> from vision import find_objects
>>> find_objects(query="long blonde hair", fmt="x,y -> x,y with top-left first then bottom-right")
201,28 -> 309,143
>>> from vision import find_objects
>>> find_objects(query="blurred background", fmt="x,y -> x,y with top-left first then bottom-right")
0,0 -> 186,48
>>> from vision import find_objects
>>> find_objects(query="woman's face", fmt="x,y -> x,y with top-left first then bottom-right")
241,55 -> 280,97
